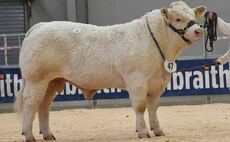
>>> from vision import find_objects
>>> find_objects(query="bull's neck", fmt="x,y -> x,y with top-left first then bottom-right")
165,24 -> 188,62
143,14 -> 169,59
144,12 -> 188,62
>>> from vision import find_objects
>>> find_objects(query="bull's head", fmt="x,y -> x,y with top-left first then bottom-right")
161,1 -> 206,44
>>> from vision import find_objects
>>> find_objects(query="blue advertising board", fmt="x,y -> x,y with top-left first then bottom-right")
0,59 -> 229,103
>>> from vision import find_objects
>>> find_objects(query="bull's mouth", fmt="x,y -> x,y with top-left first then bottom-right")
196,33 -> 204,38
194,35 -> 203,41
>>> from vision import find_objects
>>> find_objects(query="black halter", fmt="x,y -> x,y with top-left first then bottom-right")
146,16 -> 198,61
165,20 -> 198,44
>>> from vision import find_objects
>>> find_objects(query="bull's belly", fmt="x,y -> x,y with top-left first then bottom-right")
64,69 -> 125,90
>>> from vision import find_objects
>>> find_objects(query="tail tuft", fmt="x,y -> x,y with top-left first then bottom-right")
14,90 -> 23,114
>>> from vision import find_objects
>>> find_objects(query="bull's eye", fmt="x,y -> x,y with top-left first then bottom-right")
176,18 -> 181,22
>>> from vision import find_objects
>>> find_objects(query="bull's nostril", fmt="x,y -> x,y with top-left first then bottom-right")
195,29 -> 203,35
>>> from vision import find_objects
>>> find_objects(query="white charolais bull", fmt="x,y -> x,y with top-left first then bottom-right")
15,1 -> 206,141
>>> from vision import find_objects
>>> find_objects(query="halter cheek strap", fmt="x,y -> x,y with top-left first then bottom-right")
165,20 -> 198,44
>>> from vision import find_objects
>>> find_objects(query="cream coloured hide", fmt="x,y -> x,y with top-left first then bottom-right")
15,1 -> 206,141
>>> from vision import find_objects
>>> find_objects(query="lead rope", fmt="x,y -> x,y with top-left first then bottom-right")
204,11 -> 218,52
176,63 -> 218,72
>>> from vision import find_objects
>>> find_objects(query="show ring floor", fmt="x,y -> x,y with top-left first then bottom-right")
0,98 -> 230,142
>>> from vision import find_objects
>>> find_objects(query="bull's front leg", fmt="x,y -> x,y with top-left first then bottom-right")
147,94 -> 165,136
125,72 -> 150,138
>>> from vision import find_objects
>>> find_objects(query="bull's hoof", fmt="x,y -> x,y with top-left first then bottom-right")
26,137 -> 36,142
44,134 -> 56,140
137,132 -> 151,138
23,133 -> 36,142
154,129 -> 165,136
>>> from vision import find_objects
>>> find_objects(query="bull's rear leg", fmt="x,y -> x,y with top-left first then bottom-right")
22,80 -> 48,142
126,72 -> 150,138
38,93 -> 56,140
39,78 -> 64,140
147,95 -> 165,136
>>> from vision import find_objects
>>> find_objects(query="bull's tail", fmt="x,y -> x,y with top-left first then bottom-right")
15,79 -> 26,115
218,17 -> 230,35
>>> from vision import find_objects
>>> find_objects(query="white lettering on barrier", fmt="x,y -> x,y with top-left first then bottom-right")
166,65 -> 229,90
5,74 -> 13,97
205,70 -> 210,88
219,65 -> 229,88
210,66 -> 219,88
0,80 -> 4,97
193,71 -> 204,89
78,89 -> 83,94
104,88 -> 110,93
59,90 -> 65,95
65,82 -> 77,95
111,88 -> 115,93
185,71 -> 192,89
172,72 -> 184,90
166,80 -> 172,90
13,74 -> 23,95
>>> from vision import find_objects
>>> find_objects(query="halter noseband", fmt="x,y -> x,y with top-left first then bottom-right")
165,20 -> 198,44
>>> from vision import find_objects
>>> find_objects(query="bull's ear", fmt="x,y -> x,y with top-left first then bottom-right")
161,7 -> 170,20
194,6 -> 207,19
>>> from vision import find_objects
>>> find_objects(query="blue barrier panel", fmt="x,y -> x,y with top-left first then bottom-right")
0,59 -> 229,103
165,59 -> 229,96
